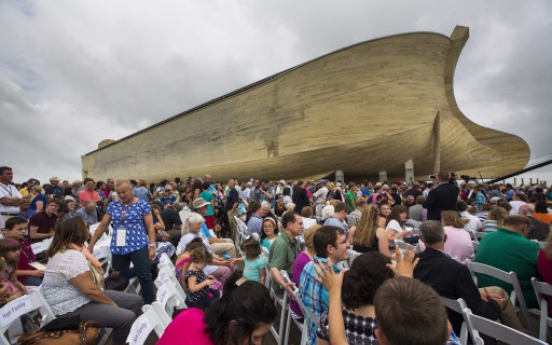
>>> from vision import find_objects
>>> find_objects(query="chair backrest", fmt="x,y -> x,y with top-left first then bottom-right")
472,241 -> 479,252
126,305 -> 166,345
30,238 -> 53,255
179,207 -> 191,224
261,246 -> 270,259
157,263 -> 187,301
474,232 -> 486,240
154,279 -> 186,327
440,297 -> 472,345
531,277 -> 552,341
466,260 -> 533,334
158,253 -> 174,270
293,289 -> 319,326
462,308 -> 546,345
0,289 -> 57,345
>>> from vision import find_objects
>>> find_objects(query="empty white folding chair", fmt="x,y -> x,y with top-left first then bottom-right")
466,260 -> 534,335
531,277 -> 552,341
153,279 -> 186,326
462,307 -> 546,345
0,289 -> 56,345
157,263 -> 187,302
126,304 -> 166,345
158,253 -> 175,271
440,297 -> 473,345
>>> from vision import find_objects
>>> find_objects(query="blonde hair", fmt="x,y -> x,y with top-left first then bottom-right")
326,182 -> 335,192
441,211 -> 465,229
353,205 -> 380,247
304,225 -> 321,250
488,207 -> 508,227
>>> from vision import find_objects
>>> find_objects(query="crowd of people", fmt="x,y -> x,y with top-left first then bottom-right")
1,164 -> 552,344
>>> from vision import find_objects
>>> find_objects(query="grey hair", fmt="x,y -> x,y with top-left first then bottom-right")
85,200 -> 97,207
518,204 -> 535,216
182,212 -> 205,235
419,220 -> 445,246
261,201 -> 271,209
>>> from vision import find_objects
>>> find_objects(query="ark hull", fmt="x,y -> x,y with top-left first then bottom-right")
82,26 -> 529,183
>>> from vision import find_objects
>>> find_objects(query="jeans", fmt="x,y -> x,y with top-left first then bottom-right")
23,276 -> 43,287
111,246 -> 155,304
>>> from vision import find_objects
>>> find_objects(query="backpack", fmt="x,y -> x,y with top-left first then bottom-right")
277,199 -> 285,214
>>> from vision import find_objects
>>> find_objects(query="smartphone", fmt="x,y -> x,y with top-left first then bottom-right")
429,175 -> 436,179
223,254 -> 231,260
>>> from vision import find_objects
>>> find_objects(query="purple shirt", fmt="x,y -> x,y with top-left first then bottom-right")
291,252 -> 311,318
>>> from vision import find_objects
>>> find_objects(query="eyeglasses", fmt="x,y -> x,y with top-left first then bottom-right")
336,240 -> 348,246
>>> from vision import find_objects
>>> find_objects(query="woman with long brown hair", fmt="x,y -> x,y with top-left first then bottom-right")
42,217 -> 142,345
348,205 -> 392,257
385,205 -> 412,242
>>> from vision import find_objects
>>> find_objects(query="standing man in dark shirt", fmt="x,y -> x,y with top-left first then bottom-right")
226,179 -> 240,240
423,171 -> 459,221
292,180 -> 311,214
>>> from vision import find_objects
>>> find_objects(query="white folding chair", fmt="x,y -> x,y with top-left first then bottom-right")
126,304 -> 166,345
466,260 -> 535,335
0,289 -> 56,345
531,277 -> 552,341
466,229 -> 478,242
348,248 -> 361,266
262,247 -> 270,259
462,307 -> 546,345
153,278 -> 186,326
158,253 -> 174,271
30,238 -> 53,256
263,260 -> 287,344
474,232 -> 486,241
179,207 -> 191,225
472,241 -> 479,252
440,297 -> 473,345
539,242 -> 546,249
280,271 -> 307,345
157,263 -> 187,301
292,289 -> 319,345
251,232 -> 260,241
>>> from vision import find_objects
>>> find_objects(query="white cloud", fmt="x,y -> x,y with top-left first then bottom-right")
0,0 -> 551,183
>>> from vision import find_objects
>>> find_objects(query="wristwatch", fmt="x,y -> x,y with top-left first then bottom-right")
149,243 -> 157,248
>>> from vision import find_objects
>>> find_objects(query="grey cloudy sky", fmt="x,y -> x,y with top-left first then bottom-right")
1,0 -> 551,184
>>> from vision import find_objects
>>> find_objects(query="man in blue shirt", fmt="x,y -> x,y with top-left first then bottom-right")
300,226 -> 349,345
75,200 -> 98,225
247,202 -> 263,234
323,202 -> 348,233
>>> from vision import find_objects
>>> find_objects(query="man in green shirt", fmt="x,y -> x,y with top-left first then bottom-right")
345,182 -> 358,213
474,215 -> 540,308
268,211 -> 303,295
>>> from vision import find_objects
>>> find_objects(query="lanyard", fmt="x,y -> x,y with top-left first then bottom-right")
0,183 -> 13,197
120,203 -> 130,223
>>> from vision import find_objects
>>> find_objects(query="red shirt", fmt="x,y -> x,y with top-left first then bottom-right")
537,249 -> 552,315
79,189 -> 100,207
13,239 -> 36,283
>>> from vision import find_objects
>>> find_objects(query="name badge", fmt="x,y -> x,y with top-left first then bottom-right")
116,229 -> 126,247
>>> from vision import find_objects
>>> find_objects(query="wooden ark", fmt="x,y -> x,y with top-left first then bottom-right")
82,25 -> 530,183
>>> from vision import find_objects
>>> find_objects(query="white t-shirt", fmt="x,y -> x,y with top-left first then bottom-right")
509,200 -> 526,215
460,211 -> 483,233
0,182 -> 22,214
386,219 -> 404,242
313,187 -> 329,204
302,217 -> 318,232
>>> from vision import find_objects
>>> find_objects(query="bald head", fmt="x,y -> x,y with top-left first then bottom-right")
518,204 -> 535,216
